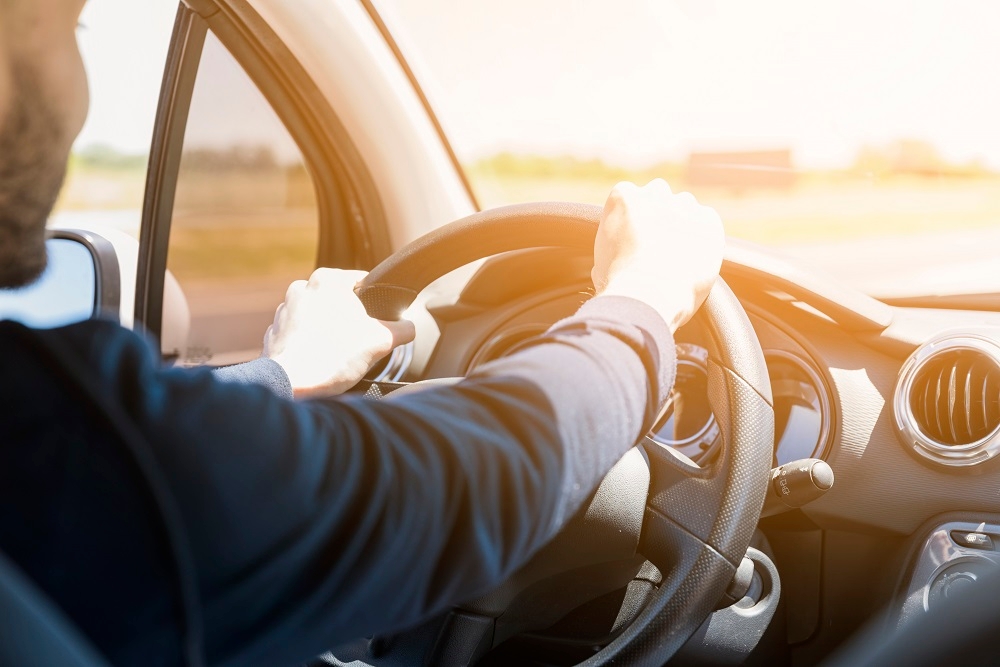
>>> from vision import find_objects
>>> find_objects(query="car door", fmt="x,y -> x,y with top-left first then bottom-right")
135,1 -> 391,365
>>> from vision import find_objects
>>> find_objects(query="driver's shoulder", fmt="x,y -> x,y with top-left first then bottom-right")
4,317 -> 156,369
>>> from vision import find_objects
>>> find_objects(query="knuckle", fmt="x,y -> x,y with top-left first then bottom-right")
340,269 -> 368,283
307,267 -> 338,287
610,181 -> 637,200
286,280 -> 307,299
646,178 -> 673,194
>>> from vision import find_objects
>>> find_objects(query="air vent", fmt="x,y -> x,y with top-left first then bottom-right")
910,349 -> 1000,445
895,334 -> 1000,467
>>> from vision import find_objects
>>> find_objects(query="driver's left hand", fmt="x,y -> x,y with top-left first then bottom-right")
263,268 -> 416,398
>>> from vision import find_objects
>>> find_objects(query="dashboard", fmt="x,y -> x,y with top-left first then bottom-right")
394,241 -> 1000,656
465,300 -> 835,470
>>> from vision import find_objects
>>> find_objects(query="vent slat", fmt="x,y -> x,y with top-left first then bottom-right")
934,366 -> 946,441
970,359 -> 987,435
947,364 -> 958,444
993,375 -> 1000,424
984,366 -> 991,433
924,368 -> 936,439
964,362 -> 973,442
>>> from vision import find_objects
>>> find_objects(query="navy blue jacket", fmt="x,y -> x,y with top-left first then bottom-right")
0,296 -> 675,666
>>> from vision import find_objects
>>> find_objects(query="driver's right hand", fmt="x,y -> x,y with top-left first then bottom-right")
591,179 -> 725,333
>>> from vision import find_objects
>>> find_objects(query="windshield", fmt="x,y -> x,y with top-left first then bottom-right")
374,0 -> 1000,300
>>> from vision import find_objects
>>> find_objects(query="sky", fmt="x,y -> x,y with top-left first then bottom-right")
182,31 -> 304,164
377,0 -> 1000,169
76,0 -> 301,164
76,0 -> 1000,170
75,0 -> 178,154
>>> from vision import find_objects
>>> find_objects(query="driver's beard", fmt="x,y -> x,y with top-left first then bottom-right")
0,64 -> 70,289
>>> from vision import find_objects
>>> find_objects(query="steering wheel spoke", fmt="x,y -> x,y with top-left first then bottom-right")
638,439 -> 725,570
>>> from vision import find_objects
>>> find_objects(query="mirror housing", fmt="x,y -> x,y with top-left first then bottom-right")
0,229 -> 121,328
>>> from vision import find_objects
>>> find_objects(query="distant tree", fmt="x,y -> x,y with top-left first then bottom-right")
180,146 -> 280,172
74,143 -> 147,171
852,139 -> 991,178
467,152 -> 683,183
887,139 -> 945,176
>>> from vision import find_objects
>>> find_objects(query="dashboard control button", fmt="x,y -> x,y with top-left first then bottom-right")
951,531 -> 994,550
926,558 -> 998,611
942,573 -> 977,599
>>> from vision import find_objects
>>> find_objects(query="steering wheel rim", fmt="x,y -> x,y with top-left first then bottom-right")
355,202 -> 774,666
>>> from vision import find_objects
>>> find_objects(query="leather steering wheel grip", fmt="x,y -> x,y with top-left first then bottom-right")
355,202 -> 774,666
354,202 -> 601,320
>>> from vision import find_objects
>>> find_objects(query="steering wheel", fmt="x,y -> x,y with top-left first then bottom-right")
353,202 -> 774,666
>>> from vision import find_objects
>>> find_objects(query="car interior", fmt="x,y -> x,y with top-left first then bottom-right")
3,0 -> 1000,665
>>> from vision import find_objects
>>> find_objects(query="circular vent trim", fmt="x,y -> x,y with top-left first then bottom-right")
467,323 -> 550,371
894,333 -> 1000,467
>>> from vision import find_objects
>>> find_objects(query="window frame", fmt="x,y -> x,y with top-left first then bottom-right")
136,0 -> 390,347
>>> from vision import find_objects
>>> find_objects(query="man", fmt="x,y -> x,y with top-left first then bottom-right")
0,1 -> 724,665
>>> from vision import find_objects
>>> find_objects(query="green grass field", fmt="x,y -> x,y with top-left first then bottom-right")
54,161 -> 319,283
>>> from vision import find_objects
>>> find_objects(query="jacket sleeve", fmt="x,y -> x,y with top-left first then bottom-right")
211,358 -> 294,399
59,295 -> 676,666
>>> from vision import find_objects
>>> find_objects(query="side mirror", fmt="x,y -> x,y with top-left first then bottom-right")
0,229 -> 120,328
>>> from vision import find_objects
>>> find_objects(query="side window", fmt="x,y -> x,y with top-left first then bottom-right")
165,30 -> 318,366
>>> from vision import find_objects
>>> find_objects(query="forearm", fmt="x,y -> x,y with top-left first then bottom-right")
458,295 -> 676,532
